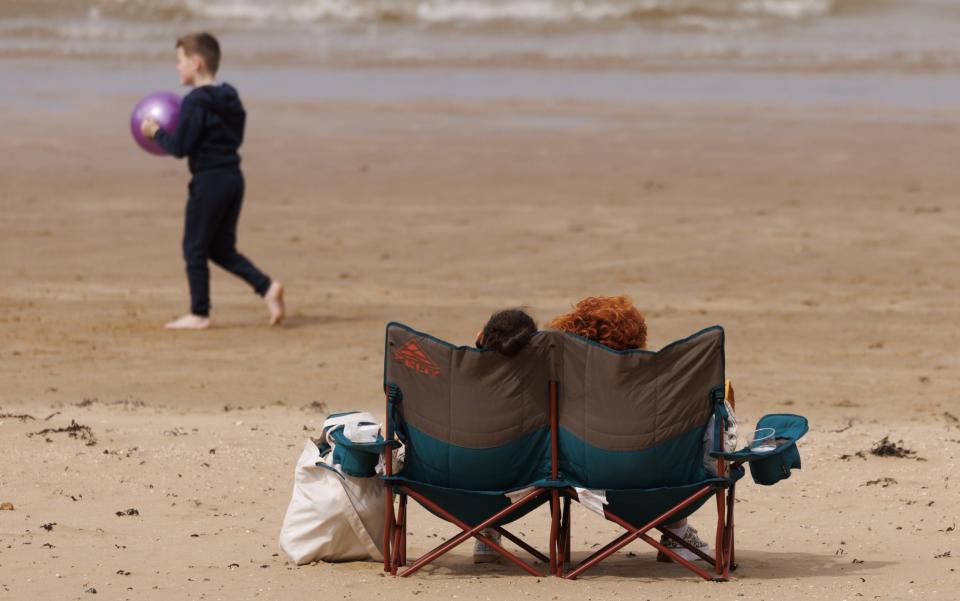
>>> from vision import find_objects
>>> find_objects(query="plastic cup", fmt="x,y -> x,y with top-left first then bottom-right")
749,428 -> 777,453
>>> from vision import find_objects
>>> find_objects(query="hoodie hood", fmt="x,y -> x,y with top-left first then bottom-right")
188,82 -> 246,143
191,82 -> 244,115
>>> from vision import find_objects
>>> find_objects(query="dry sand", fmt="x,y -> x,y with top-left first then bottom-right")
1,87 -> 959,600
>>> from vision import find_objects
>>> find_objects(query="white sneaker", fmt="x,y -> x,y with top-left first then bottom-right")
657,525 -> 711,562
473,528 -> 502,564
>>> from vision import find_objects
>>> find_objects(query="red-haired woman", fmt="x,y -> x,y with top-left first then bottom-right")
548,295 -> 709,563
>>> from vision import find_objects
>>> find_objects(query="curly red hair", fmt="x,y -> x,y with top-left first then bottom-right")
548,295 -> 647,351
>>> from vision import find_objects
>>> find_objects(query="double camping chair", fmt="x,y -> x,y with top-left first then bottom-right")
377,322 -> 808,580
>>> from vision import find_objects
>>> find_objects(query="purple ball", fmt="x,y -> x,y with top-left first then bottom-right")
130,91 -> 181,156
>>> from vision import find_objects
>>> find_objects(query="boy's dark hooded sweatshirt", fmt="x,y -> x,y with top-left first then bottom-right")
152,83 -> 270,317
154,83 -> 245,174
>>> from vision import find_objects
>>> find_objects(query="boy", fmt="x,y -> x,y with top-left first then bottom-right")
141,32 -> 284,330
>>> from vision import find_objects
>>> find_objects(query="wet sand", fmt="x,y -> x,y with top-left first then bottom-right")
1,70 -> 960,599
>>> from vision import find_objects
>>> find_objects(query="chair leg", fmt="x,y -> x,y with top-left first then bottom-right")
391,504 -> 404,573
639,531 -> 716,581
398,493 -> 408,567
724,484 -> 736,576
559,496 -> 571,571
699,485 -> 738,581
384,484 -> 395,573
498,527 -> 550,563
386,491 -> 407,574
715,490 -> 726,577
730,494 -> 736,570
549,490 -> 560,575
657,526 -> 715,564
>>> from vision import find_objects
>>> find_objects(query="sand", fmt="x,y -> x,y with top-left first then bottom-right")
1,83 -> 959,600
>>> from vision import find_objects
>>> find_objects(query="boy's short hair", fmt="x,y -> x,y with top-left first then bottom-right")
176,32 -> 221,75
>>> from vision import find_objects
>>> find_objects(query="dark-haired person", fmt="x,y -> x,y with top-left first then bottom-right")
470,307 -> 538,562
475,308 -> 538,356
141,32 -> 283,329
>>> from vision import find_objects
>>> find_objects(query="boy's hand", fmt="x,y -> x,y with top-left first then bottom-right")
140,118 -> 160,139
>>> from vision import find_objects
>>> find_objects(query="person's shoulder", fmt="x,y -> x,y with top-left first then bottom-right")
182,87 -> 206,101
179,87 -> 207,111
220,82 -> 245,106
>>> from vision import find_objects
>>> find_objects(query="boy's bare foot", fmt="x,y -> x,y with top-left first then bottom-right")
265,281 -> 285,326
164,314 -> 211,330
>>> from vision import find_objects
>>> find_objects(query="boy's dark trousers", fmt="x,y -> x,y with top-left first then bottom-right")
182,169 -> 270,316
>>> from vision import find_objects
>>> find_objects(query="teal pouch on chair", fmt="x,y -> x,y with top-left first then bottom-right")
713,414 -> 809,486
749,439 -> 802,485
329,427 -> 390,478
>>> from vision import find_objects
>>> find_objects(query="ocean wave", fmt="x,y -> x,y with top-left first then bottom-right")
10,0 -> 836,25
190,0 -> 836,24
5,0 -> 954,73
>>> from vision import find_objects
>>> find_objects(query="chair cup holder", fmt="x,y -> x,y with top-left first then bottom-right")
711,414 -> 808,486
329,428 -> 391,478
